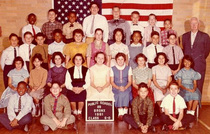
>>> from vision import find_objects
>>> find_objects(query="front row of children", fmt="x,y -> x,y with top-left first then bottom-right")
0,80 -> 195,132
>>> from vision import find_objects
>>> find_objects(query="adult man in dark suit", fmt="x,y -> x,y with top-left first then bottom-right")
182,17 -> 210,93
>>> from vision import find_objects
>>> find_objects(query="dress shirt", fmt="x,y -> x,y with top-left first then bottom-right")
161,94 -> 186,114
160,29 -> 177,46
128,21 -> 144,37
7,93 -> 33,121
1,46 -> 19,70
42,21 -> 62,40
83,14 -> 109,42
144,25 -> 161,46
22,24 -> 41,42
191,31 -> 198,47
143,43 -> 163,63
163,44 -> 184,64
65,66 -> 90,90
63,22 -> 82,39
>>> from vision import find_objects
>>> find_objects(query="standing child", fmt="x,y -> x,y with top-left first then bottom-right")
86,28 -> 110,68
42,9 -> 62,44
110,28 -> 129,67
19,32 -> 35,71
110,53 -> 132,120
123,83 -> 158,133
29,53 -> 48,117
40,82 -> 75,131
0,81 -> 33,132
175,55 -> 201,116
128,31 -> 144,69
1,33 -> 19,88
143,31 -> 163,68
30,32 -> 48,71
150,53 -> 172,113
22,13 -> 41,44
63,11 -> 82,43
161,81 -> 195,131
163,33 -> 183,76
144,14 -> 161,46
63,29 -> 88,69
0,57 -> 29,108
48,29 -> 65,68
160,19 -> 177,47
129,11 -> 144,37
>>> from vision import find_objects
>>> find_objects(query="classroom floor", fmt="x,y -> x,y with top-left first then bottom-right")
0,69 -> 210,134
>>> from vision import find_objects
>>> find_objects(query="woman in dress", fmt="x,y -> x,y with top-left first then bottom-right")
150,52 -> 172,113
63,29 -> 88,68
110,53 -> 132,120
86,28 -> 110,68
65,53 -> 90,120
175,55 -> 201,116
0,57 -> 29,108
87,52 -> 113,100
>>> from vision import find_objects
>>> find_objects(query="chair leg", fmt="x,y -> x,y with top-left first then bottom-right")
196,105 -> 199,120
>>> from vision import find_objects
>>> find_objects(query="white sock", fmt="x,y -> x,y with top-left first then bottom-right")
191,111 -> 195,115
187,110 -> 191,114
78,110 -> 82,114
118,108 -> 123,116
73,110 -> 78,115
123,108 -> 128,115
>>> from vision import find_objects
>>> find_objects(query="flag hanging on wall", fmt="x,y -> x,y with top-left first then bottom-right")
53,0 -> 173,28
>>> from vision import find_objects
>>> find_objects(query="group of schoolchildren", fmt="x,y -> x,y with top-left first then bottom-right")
0,2 -> 202,133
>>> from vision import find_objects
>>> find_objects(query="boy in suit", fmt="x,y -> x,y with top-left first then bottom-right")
0,81 -> 33,132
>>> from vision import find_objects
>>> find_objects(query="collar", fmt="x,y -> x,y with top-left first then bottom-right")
115,64 -> 126,70
191,31 -> 198,36
74,65 -> 82,70
130,43 -> 142,47
51,93 -> 61,99
53,41 -> 64,45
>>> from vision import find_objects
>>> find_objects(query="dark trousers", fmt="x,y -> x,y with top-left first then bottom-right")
123,114 -> 160,129
0,113 -> 32,131
196,70 -> 205,94
161,113 -> 195,127
3,65 -> 14,88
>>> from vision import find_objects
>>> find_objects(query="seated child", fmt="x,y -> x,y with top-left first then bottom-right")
123,83 -> 159,133
29,53 -> 48,117
0,81 -> 33,132
175,55 -> 201,116
161,81 -> 195,131
0,57 -> 29,108
40,82 -> 75,131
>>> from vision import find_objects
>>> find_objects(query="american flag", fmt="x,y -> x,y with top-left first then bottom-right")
53,0 -> 173,28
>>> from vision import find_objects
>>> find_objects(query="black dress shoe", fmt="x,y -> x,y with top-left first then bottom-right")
162,124 -> 169,131
149,126 -> 156,133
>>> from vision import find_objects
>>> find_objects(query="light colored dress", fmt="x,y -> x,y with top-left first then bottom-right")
174,68 -> 201,106
87,64 -> 114,100
110,42 -> 129,67
150,65 -> 171,102
0,68 -> 29,108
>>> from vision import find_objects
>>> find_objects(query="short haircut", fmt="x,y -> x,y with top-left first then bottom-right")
24,31 -> 33,38
27,13 -> 36,20
51,82 -> 61,87
115,52 -> 126,61
164,19 -> 172,24
138,82 -> 148,91
167,33 -> 177,39
95,28 -> 103,34
169,81 -> 179,88
17,81 -> 28,88
154,52 -> 169,64
48,9 -> 57,14
94,51 -> 107,64
52,29 -> 63,36
131,11 -> 140,16
112,6 -> 120,10
73,29 -> 84,37
36,32 -> 45,39
131,31 -> 143,44
113,28 -> 125,42
72,53 -> 85,64
68,11 -> 77,16
51,52 -> 65,64
32,53 -> 43,62
151,31 -> 159,38
135,53 -> 147,63
181,55 -> 194,69
13,56 -> 24,67
9,33 -> 19,40
89,2 -> 99,9
148,13 -> 157,20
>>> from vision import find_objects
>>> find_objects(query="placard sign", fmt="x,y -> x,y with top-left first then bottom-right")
86,100 -> 114,121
